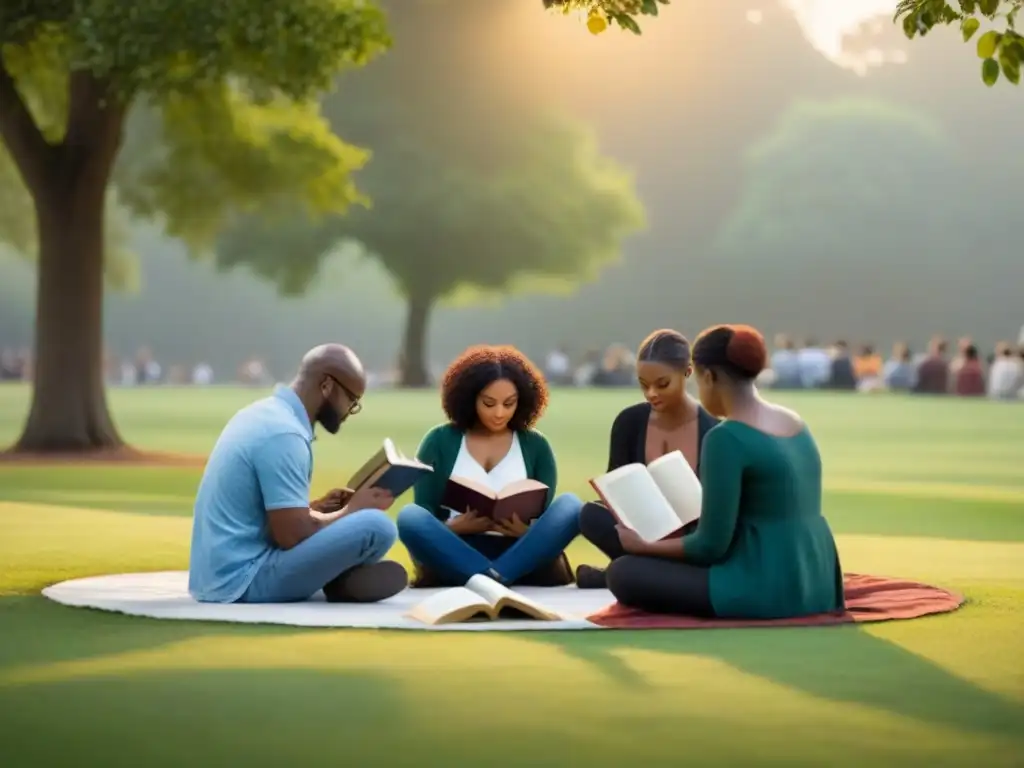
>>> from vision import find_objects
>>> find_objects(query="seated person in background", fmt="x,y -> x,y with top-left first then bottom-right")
988,343 -> 1023,400
954,344 -> 986,397
189,344 -> 407,604
797,338 -> 831,389
603,325 -> 845,620
949,336 -> 973,382
577,329 -> 719,589
768,334 -> 801,389
853,344 -> 883,390
914,337 -> 950,394
883,342 -> 917,391
825,341 -> 857,390
397,345 -> 582,587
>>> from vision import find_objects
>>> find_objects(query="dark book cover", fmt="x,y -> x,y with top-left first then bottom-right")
372,464 -> 433,497
348,438 -> 433,497
491,486 -> 547,523
440,481 -> 499,518
441,477 -> 548,523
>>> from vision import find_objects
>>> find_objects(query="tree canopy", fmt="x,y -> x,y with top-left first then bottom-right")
890,1 -> 1020,86
0,0 -> 391,451
712,99 -> 980,333
216,109 -> 646,385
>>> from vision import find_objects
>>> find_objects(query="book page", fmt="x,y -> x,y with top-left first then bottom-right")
405,587 -> 493,625
383,437 -> 401,464
465,574 -> 515,606
592,465 -> 678,542
384,438 -> 431,470
647,450 -> 703,528
496,479 -> 547,499
347,443 -> 387,490
466,575 -> 564,621
448,475 -> 499,500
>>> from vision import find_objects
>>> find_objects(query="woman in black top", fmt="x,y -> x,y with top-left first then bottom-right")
577,329 -> 719,589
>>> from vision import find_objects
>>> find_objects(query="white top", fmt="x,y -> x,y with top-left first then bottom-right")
445,433 -> 528,532
988,357 -> 1024,399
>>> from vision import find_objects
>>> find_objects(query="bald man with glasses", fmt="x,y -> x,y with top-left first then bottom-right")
189,344 -> 408,604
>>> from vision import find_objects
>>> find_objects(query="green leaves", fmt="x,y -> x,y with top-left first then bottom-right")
117,86 -> 370,253
973,27 -> 1024,84
4,0 -> 390,102
982,55 -> 1002,82
894,0 -> 1022,86
542,0 -> 670,35
977,29 -> 1002,56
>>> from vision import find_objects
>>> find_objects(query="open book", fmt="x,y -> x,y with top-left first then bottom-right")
346,438 -> 433,497
440,476 -> 548,522
589,450 -> 702,542
406,574 -> 567,625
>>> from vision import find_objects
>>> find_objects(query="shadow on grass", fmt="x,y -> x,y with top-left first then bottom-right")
0,596 -> 301,669
0,668 -> 423,768
520,623 -> 1024,742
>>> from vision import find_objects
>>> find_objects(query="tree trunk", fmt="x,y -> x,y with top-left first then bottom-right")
3,71 -> 128,453
14,173 -> 125,453
399,292 -> 435,388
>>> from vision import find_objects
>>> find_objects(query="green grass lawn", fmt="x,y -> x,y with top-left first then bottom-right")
1,384 -> 1022,767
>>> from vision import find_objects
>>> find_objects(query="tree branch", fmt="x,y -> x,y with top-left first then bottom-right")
0,58 -> 55,194
63,71 -> 127,191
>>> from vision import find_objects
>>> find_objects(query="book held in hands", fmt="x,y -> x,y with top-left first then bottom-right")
589,450 -> 702,542
346,438 -> 433,497
406,574 -> 567,625
440,476 -> 548,522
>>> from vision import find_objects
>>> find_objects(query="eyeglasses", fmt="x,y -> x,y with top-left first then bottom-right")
329,376 -> 362,415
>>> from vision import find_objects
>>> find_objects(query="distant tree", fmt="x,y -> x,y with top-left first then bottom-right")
894,0 -> 1022,85
0,1 -> 388,453
216,113 -> 646,386
712,99 -> 978,332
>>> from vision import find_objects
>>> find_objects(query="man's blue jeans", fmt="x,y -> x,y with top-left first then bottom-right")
396,493 -> 582,586
241,509 -> 397,603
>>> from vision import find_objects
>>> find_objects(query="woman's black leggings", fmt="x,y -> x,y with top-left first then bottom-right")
579,501 -> 716,617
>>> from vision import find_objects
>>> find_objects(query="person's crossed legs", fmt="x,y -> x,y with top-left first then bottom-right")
397,493 -> 582,586
241,509 -> 406,603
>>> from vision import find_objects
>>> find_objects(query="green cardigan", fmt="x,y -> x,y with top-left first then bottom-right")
682,421 -> 845,619
412,423 -> 557,520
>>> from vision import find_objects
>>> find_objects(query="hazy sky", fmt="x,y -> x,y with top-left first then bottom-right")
777,0 -> 909,73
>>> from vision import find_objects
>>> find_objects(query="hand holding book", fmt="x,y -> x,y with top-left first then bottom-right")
493,514 -> 529,538
615,523 -> 649,554
447,510 -> 492,535
590,450 -> 702,543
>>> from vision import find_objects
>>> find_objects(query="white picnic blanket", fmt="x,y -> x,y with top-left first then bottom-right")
42,571 -> 615,631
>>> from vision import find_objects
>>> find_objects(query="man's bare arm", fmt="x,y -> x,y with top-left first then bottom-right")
266,498 -> 369,550
266,507 -> 322,550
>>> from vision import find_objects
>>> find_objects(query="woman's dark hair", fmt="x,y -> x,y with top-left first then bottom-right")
636,329 -> 691,371
964,344 -> 979,361
440,345 -> 549,431
692,324 -> 767,381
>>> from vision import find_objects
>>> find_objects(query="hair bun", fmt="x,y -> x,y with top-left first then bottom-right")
725,325 -> 767,377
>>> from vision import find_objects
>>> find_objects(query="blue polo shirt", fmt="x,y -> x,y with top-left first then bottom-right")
188,386 -> 314,603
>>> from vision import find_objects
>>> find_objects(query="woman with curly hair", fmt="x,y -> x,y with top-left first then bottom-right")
602,324 -> 844,620
397,345 -> 582,587
576,329 -> 720,589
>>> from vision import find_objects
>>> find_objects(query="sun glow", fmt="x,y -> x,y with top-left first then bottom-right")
776,0 -> 910,74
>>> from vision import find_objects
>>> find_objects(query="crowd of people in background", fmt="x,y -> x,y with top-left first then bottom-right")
754,334 -> 1024,400
543,328 -> 1024,402
3,327 -> 1023,402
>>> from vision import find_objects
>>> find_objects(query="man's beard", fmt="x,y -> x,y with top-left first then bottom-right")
316,401 -> 344,434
